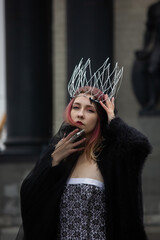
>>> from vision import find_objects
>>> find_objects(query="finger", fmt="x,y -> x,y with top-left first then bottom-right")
103,95 -> 114,109
55,139 -> 64,149
106,95 -> 113,104
55,129 -> 81,150
69,147 -> 85,154
72,137 -> 86,147
111,97 -> 115,106
100,100 -> 108,111
64,128 -> 79,141
100,100 -> 115,119
109,96 -> 114,103
104,94 -> 108,101
104,95 -> 112,107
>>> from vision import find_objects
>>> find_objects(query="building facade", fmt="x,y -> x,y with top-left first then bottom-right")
0,0 -> 160,239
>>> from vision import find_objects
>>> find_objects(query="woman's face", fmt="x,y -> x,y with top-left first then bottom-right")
70,94 -> 98,135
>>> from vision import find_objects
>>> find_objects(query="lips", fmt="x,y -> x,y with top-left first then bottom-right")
76,121 -> 84,126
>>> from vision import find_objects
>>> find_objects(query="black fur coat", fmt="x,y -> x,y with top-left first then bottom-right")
20,117 -> 152,240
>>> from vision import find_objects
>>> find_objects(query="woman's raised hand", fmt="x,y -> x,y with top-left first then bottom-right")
51,129 -> 86,166
100,94 -> 115,123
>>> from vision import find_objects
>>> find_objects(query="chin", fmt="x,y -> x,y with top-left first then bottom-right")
76,124 -> 85,129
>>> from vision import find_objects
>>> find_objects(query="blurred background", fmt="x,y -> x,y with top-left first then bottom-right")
0,0 -> 160,239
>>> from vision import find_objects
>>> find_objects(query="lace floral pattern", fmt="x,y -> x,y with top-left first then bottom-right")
58,182 -> 106,240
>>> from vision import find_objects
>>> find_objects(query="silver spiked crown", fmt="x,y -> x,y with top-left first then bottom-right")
68,58 -> 123,102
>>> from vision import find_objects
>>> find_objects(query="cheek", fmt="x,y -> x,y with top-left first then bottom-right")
93,118 -> 98,127
90,115 -> 98,126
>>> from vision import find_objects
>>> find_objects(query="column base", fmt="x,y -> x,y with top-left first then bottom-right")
0,137 -> 49,162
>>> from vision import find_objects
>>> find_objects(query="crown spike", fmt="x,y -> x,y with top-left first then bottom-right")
68,58 -> 123,100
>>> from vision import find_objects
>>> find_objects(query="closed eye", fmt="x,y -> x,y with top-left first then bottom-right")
72,106 -> 79,110
87,109 -> 95,113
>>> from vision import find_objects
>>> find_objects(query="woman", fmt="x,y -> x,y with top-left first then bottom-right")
20,60 -> 151,240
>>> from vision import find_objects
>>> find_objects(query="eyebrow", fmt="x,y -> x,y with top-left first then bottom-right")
73,102 -> 96,109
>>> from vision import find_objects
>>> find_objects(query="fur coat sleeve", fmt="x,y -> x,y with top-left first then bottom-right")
104,117 -> 152,171
20,123 -> 78,209
20,123 -> 78,239
98,117 -> 152,240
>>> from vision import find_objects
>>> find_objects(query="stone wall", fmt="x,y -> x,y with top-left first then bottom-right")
114,0 -> 155,121
0,0 -> 5,122
53,0 -> 67,133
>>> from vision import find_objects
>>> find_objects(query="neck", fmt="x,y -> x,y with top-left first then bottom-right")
79,151 -> 96,164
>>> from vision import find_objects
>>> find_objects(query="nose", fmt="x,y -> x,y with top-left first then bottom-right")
77,109 -> 84,118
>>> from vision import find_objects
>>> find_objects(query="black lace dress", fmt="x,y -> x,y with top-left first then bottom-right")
58,178 -> 106,240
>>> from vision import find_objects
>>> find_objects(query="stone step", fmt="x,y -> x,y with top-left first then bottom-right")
0,227 -> 19,240
146,226 -> 160,240
0,226 -> 160,240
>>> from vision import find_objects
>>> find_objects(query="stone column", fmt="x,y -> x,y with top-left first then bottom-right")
67,0 -> 113,81
2,0 -> 52,158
